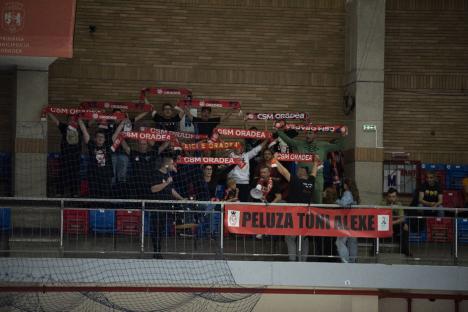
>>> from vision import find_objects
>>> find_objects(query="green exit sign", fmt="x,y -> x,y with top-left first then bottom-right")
363,124 -> 377,131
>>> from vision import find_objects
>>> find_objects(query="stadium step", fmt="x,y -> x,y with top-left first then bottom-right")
9,234 -> 61,257
377,253 -> 409,264
11,208 -> 60,229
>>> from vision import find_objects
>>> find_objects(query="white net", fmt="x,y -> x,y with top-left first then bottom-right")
0,258 -> 262,312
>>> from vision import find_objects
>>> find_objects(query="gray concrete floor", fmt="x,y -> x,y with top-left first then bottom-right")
2,231 -> 467,265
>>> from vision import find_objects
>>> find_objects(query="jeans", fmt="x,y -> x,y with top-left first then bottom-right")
336,237 -> 358,263
112,153 -> 129,185
285,236 -> 309,262
312,174 -> 324,204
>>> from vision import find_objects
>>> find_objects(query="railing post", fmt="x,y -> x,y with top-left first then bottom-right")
59,199 -> 64,252
220,203 -> 224,256
455,210 -> 458,264
141,201 -> 145,254
298,235 -> 302,254
376,238 -> 380,257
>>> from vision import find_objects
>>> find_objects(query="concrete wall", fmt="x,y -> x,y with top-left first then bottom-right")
1,258 -> 467,311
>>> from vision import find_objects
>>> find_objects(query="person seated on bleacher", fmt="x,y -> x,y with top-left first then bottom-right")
78,118 -> 125,198
382,188 -> 410,257
47,112 -> 82,197
419,171 -> 444,217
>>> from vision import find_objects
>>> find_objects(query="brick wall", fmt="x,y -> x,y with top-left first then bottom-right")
43,0 -> 468,163
384,0 -> 468,162
48,0 -> 346,151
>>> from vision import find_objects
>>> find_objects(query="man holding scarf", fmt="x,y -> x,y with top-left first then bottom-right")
47,112 -> 82,197
276,130 -> 346,204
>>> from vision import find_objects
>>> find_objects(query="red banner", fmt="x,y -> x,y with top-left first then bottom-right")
181,141 -> 242,151
80,101 -> 152,112
275,153 -> 318,162
176,156 -> 245,167
245,112 -> 309,121
140,87 -> 192,100
212,128 -> 272,141
178,99 -> 241,110
224,204 -> 393,238
0,0 -> 76,57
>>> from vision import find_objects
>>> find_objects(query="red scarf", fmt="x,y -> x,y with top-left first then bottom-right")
111,131 -> 173,151
181,141 -> 242,151
80,101 -> 152,112
79,112 -> 127,122
41,106 -> 102,119
275,153 -> 318,162
140,87 -> 192,100
176,156 -> 245,167
177,99 -> 241,110
245,112 -> 308,121
210,128 -> 271,142
276,122 -> 348,135
258,177 -> 273,198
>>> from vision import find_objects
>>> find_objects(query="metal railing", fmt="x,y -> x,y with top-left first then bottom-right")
0,197 -> 467,265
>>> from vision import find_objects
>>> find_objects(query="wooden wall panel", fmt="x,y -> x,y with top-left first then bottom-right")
384,0 -> 468,160
47,0 -> 346,151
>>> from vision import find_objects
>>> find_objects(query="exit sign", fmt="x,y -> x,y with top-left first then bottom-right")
363,124 -> 377,131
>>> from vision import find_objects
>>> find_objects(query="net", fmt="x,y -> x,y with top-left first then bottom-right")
0,258 -> 262,312
39,95 -> 253,201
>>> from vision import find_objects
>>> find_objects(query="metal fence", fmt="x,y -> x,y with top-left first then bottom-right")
0,197 -> 467,265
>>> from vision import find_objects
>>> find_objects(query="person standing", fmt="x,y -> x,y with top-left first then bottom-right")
78,118 -> 124,198
275,156 -> 319,261
335,178 -> 360,263
120,140 -> 169,198
277,130 -> 346,204
227,140 -> 268,202
148,157 -> 185,258
185,107 -> 233,136
47,113 -> 82,197
151,102 -> 185,132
